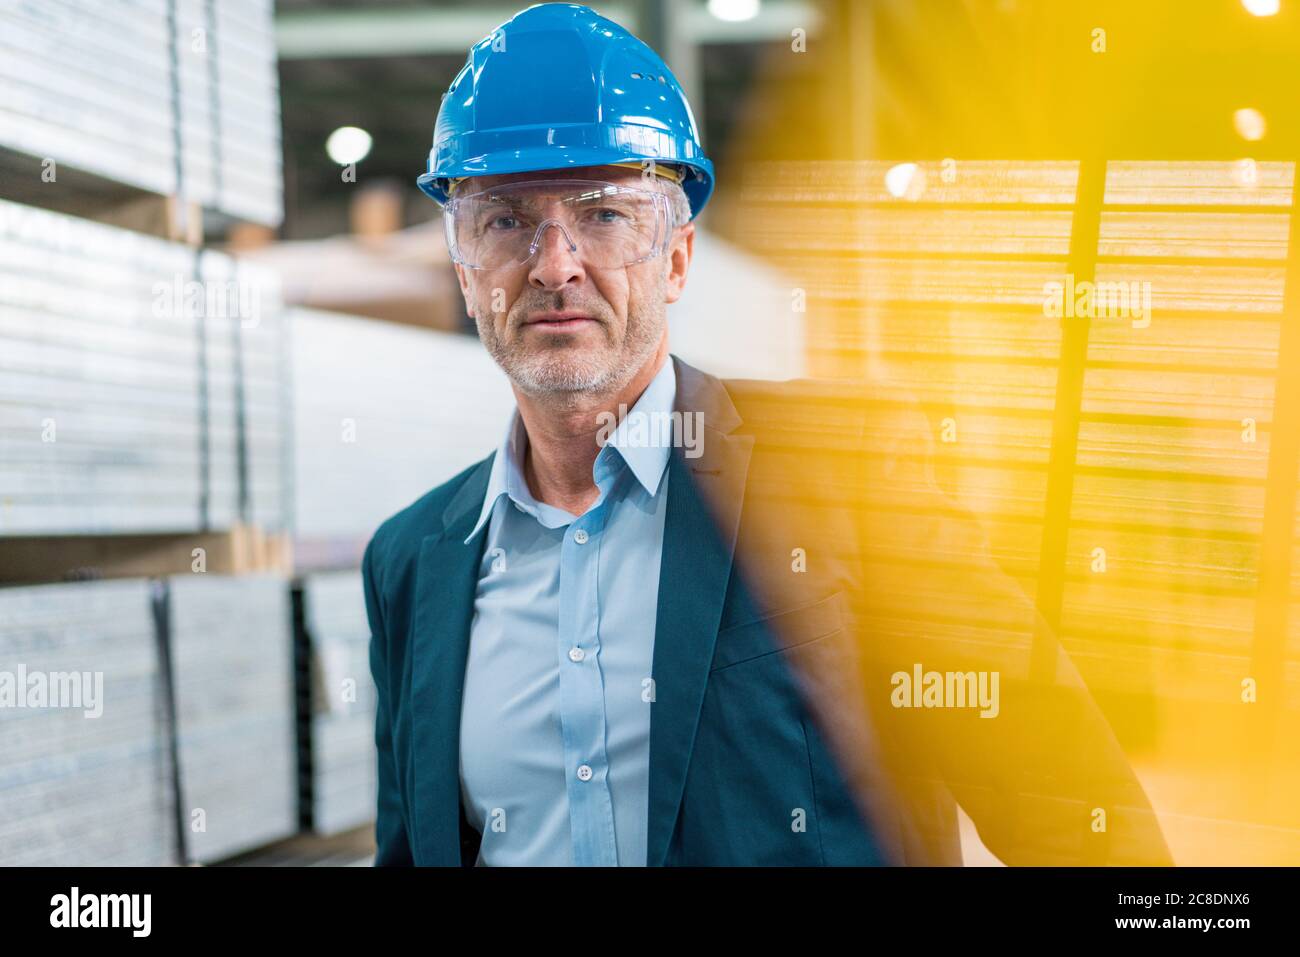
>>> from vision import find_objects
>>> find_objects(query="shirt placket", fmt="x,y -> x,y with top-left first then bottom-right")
556,450 -> 621,866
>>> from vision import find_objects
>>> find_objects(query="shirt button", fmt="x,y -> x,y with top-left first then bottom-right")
573,528 -> 589,544
577,764 -> 593,782
568,646 -> 585,662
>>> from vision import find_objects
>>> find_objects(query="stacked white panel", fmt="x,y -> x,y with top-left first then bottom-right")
203,253 -> 290,532
303,571 -> 376,836
0,0 -> 176,194
169,573 -> 295,863
0,198 -> 204,534
0,0 -> 283,226
174,0 -> 219,208
211,0 -> 282,226
0,199 -> 287,535
0,578 -> 174,865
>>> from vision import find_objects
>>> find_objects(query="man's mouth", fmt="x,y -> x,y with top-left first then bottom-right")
523,311 -> 597,330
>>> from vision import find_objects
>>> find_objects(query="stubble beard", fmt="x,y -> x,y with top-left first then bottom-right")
477,272 -> 666,400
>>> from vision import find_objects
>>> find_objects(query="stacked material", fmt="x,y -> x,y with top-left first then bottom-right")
1065,161 -> 1294,700
737,159 -> 1075,671
173,0 -> 218,207
302,571 -> 376,835
179,0 -> 283,225
209,0 -> 282,226
0,198 -> 204,534
739,157 -> 1075,537
237,220 -> 466,332
0,198 -> 287,536
744,156 -> 1300,707
0,578 -> 174,865
0,0 -> 283,226
169,573 -> 295,863
0,0 -> 174,194
288,308 -> 516,563
203,252 -> 291,533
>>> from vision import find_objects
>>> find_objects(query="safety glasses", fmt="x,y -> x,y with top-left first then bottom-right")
443,179 -> 674,270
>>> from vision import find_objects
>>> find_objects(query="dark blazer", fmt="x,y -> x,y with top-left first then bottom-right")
363,354 -> 1171,866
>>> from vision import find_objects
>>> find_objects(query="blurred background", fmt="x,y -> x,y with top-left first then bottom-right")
1,0 -> 1299,865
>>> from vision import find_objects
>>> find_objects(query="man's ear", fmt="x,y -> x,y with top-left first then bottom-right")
663,221 -> 694,305
454,262 -> 475,319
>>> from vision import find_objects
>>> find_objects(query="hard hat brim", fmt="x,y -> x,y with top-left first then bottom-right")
418,144 -> 714,221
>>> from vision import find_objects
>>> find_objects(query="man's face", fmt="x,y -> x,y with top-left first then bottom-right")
451,164 -> 694,398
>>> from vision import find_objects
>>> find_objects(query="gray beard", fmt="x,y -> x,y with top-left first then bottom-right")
478,277 -> 666,398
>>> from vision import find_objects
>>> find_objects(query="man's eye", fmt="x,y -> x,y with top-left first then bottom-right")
588,207 -> 629,224
486,214 -> 521,230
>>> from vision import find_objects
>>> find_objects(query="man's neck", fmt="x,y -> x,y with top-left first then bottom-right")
515,339 -> 669,517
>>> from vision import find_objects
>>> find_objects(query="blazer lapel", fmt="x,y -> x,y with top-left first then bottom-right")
646,356 -> 753,866
410,455 -> 493,865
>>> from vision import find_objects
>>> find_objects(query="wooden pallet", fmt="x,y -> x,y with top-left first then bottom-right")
91,191 -> 202,245
216,824 -> 376,867
0,145 -> 202,245
0,523 -> 293,585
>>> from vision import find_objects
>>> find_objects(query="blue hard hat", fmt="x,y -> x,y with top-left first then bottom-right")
417,3 -> 715,220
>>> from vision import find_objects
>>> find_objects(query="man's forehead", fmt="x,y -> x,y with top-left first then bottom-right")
464,164 -> 646,193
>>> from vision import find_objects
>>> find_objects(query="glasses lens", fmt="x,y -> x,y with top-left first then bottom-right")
447,181 -> 667,269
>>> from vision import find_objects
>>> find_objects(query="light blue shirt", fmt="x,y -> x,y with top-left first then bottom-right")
458,358 -> 676,866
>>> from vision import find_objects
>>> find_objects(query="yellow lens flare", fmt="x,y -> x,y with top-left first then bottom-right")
1241,0 -> 1280,16
884,162 -> 926,200
1234,107 -> 1268,141
714,0 -> 1300,865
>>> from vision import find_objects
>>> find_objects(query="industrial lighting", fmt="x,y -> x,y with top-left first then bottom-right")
1241,0 -> 1280,16
708,0 -> 761,23
326,126 -> 373,165
1233,158 -> 1259,188
1234,107 -> 1267,141
885,162 -> 925,200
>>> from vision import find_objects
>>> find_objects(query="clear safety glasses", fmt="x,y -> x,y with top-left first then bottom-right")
443,179 -> 674,270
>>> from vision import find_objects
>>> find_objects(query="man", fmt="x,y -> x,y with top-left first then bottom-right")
363,2 -> 1172,866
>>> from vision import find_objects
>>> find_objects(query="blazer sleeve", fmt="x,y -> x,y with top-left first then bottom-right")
363,533 -> 415,866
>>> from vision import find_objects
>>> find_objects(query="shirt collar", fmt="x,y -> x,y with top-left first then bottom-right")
603,356 -> 677,498
465,357 -> 678,543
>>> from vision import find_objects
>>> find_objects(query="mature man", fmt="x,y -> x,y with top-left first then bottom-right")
363,2 -> 1171,866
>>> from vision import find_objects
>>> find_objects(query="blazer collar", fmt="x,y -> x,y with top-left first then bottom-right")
409,353 -> 751,866
645,354 -> 752,865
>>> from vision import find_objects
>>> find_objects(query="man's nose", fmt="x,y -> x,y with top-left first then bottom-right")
528,220 -> 584,289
